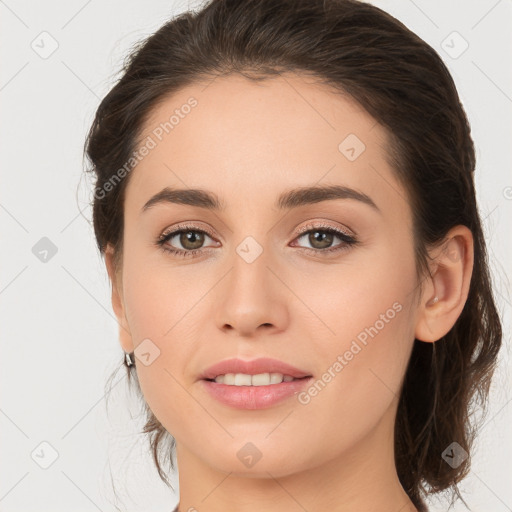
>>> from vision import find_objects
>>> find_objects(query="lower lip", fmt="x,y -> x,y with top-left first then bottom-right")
200,377 -> 312,409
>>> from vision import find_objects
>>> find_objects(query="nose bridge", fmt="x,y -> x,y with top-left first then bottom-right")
230,233 -> 273,302
227,213 -> 273,282
214,232 -> 288,335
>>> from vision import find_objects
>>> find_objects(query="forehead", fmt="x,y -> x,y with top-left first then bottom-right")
126,72 -> 409,222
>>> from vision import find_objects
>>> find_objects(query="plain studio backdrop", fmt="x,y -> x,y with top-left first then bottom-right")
0,1 -> 511,511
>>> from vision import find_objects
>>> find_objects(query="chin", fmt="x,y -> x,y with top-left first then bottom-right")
201,440 -> 309,478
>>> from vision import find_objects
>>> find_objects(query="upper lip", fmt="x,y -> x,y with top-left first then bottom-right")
200,357 -> 312,381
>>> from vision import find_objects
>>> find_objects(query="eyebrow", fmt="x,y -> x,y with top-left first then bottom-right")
141,185 -> 381,214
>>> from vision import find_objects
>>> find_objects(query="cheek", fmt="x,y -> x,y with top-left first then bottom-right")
120,253 -> 201,418
289,307 -> 414,465
294,246 -> 417,441
122,249 -> 209,339
292,231 -> 416,354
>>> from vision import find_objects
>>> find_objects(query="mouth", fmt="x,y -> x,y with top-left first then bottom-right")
198,357 -> 313,409
200,374 -> 313,409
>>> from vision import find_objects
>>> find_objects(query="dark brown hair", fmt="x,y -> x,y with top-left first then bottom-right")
87,0 -> 503,510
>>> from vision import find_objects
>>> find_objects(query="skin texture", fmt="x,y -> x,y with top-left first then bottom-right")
104,72 -> 474,512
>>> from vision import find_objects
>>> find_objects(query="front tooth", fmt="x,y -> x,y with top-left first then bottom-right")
234,373 -> 252,386
251,373 -> 271,386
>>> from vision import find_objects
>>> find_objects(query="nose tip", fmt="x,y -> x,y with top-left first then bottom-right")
215,254 -> 290,338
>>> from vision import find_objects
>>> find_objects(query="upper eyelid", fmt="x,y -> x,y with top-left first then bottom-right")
161,220 -> 353,238
160,222 -> 216,239
295,222 -> 354,237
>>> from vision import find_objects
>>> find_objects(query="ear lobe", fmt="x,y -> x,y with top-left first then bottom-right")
414,226 -> 474,343
104,244 -> 134,353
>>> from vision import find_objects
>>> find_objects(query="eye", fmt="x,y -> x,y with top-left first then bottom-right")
291,223 -> 358,255
156,224 -> 218,258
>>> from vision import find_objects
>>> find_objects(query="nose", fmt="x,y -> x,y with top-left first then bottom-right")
214,248 -> 289,338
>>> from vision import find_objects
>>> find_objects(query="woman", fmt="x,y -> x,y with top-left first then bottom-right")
85,0 -> 503,510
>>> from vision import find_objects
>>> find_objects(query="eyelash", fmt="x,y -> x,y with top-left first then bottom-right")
156,222 -> 358,259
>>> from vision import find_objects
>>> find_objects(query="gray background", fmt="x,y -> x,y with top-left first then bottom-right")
0,0 -> 510,511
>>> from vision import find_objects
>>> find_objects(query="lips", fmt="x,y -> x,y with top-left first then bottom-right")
199,357 -> 312,381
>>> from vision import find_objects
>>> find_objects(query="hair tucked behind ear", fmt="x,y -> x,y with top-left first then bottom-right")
88,0 -> 503,509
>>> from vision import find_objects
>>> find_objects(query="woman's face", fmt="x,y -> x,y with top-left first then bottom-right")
110,72 -> 426,477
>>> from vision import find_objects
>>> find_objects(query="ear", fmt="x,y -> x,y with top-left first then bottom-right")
415,225 -> 474,343
104,244 -> 134,354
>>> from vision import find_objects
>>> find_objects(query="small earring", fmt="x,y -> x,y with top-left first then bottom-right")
125,352 -> 134,367
429,296 -> 439,306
